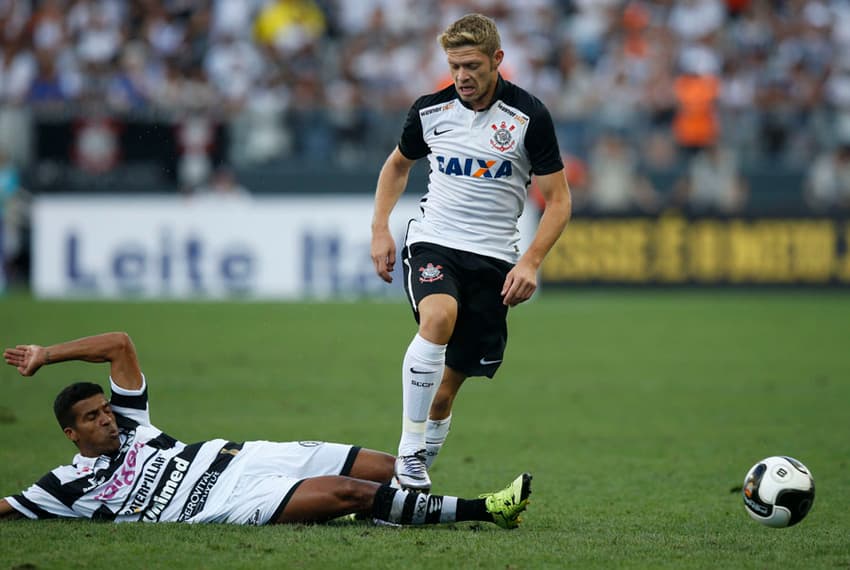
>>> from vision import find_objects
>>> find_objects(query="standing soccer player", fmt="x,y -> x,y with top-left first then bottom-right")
370,13 -> 572,491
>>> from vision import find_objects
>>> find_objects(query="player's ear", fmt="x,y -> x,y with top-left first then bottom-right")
492,49 -> 504,69
64,426 -> 79,445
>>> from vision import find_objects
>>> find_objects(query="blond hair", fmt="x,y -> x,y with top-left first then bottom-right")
438,13 -> 501,58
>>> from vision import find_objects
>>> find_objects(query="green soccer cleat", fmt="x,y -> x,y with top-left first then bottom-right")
484,472 -> 532,529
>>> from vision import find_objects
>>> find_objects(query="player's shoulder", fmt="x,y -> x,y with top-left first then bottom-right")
35,461 -> 87,489
496,78 -> 552,121
411,83 -> 458,113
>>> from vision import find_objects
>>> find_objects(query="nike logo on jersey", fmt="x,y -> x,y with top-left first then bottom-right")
433,127 -> 453,136
479,357 -> 502,366
410,367 -> 437,375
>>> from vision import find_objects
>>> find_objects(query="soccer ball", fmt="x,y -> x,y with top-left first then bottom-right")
742,456 -> 815,528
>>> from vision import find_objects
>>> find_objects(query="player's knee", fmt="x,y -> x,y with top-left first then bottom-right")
419,306 -> 456,340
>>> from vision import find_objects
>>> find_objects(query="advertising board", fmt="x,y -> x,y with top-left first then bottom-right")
33,195 -> 538,299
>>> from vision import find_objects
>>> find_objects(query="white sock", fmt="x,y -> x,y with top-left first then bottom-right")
424,415 -> 452,468
398,334 -> 446,457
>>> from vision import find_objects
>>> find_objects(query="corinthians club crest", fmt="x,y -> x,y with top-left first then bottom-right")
490,121 -> 516,152
418,263 -> 444,283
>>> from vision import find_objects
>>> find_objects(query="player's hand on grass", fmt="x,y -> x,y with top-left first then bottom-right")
3,344 -> 47,377
501,261 -> 538,306
371,227 -> 397,283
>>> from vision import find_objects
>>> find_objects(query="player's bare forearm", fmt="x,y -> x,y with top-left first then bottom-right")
502,171 -> 571,306
9,332 -> 132,365
372,147 -> 414,230
0,499 -> 23,521
371,148 -> 415,282
3,332 -> 143,390
521,170 -> 572,270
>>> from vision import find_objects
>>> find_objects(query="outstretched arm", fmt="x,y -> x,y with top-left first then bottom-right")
3,332 -> 143,391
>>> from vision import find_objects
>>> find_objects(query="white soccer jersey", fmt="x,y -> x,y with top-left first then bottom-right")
399,76 -> 564,263
5,377 -> 246,523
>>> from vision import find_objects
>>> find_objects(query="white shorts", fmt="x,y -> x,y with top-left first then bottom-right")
189,441 -> 358,525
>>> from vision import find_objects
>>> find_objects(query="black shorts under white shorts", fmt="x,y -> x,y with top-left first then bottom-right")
402,241 -> 513,378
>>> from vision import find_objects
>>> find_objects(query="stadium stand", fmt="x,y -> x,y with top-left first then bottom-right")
0,0 -> 848,206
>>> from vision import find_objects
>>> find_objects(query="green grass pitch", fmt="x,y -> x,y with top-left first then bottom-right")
1,290 -> 848,569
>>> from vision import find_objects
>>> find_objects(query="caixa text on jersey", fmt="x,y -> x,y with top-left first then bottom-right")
435,156 -> 513,179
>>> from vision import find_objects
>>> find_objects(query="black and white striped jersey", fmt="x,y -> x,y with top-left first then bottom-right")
398,75 -> 563,263
5,377 -> 243,523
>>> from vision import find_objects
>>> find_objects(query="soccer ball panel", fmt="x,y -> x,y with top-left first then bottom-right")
776,489 -> 815,527
742,456 -> 815,528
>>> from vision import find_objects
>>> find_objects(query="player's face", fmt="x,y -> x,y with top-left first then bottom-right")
446,46 -> 504,111
65,394 -> 120,457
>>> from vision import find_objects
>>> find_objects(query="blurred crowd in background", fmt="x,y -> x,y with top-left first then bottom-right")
2,0 -> 850,283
